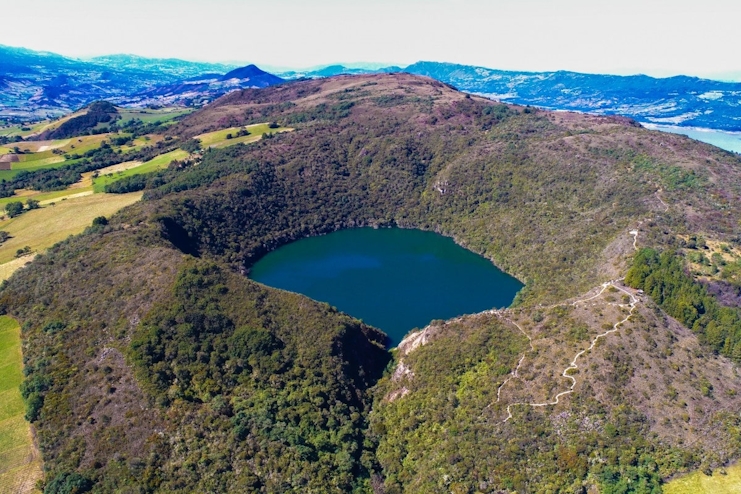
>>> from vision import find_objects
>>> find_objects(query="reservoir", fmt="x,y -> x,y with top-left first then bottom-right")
642,123 -> 741,154
249,228 -> 523,346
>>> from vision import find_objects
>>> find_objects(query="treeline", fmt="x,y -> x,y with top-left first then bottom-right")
626,248 -> 741,360
0,136 -> 180,197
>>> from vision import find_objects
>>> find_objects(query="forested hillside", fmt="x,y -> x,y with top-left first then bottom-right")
3,73 -> 741,492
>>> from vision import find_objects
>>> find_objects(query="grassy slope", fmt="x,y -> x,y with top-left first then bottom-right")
0,316 -> 42,494
0,187 -> 94,208
0,134 -> 112,181
117,108 -> 192,125
195,123 -> 291,148
0,192 -> 142,264
92,150 -> 189,192
90,123 -> 289,191
665,463 -> 741,493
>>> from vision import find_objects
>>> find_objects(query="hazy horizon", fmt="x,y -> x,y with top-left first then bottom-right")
2,0 -> 740,81
3,42 -> 741,83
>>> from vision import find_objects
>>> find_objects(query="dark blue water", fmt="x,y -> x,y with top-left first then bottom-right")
249,228 -> 523,346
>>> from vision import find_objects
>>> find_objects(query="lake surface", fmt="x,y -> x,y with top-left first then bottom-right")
249,228 -> 523,346
643,123 -> 741,154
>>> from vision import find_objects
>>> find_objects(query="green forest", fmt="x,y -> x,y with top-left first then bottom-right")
626,248 -> 741,360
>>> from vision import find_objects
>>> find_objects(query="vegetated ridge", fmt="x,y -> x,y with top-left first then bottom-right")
3,73 -> 741,492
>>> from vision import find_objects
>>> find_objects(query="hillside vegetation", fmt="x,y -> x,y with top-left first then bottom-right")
2,73 -> 741,492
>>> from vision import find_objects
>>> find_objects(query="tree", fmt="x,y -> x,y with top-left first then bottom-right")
5,201 -> 24,218
26,198 -> 40,210
180,139 -> 202,153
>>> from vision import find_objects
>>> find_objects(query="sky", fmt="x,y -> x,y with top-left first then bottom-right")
3,0 -> 740,79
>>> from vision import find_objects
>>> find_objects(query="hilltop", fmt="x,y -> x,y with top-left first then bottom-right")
3,73 -> 741,492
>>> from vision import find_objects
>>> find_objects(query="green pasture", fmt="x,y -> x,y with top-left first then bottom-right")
0,187 -> 94,209
117,107 -> 193,125
195,123 -> 291,148
116,134 -> 163,154
92,149 -> 189,192
0,315 -> 42,492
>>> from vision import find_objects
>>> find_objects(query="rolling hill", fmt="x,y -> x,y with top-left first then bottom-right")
2,73 -> 741,492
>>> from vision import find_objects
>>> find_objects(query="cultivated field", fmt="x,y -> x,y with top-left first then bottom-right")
0,192 -> 143,264
0,316 -> 42,494
117,107 -> 193,125
92,149 -> 189,192
0,187 -> 94,209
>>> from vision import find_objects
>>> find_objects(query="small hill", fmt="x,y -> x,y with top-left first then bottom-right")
4,73 -> 741,492
37,101 -> 118,140
128,65 -> 285,107
220,64 -> 284,86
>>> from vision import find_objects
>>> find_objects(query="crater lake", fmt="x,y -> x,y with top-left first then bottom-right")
249,228 -> 523,346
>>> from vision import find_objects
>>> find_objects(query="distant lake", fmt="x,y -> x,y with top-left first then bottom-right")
249,228 -> 523,346
643,124 -> 741,154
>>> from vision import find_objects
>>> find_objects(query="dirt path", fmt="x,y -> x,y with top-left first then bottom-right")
492,226 -> 644,422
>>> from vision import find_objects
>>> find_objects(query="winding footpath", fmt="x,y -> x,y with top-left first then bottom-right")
492,226 -> 644,423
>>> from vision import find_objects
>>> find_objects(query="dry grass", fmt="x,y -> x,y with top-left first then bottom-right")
665,462 -> 741,493
0,257 -> 36,283
0,192 -> 143,264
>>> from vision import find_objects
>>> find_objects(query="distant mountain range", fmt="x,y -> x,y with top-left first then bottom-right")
2,44 -> 740,131
0,45 -> 283,120
401,62 -> 741,131
278,62 -> 741,131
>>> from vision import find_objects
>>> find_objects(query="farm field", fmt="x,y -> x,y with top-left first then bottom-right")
0,192 -> 143,264
118,107 -> 193,125
664,464 -> 741,494
0,187 -> 93,209
195,122 -> 291,148
0,134 -> 112,180
0,316 -> 42,494
117,134 -> 163,153
13,133 -> 110,156
92,149 -> 189,192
